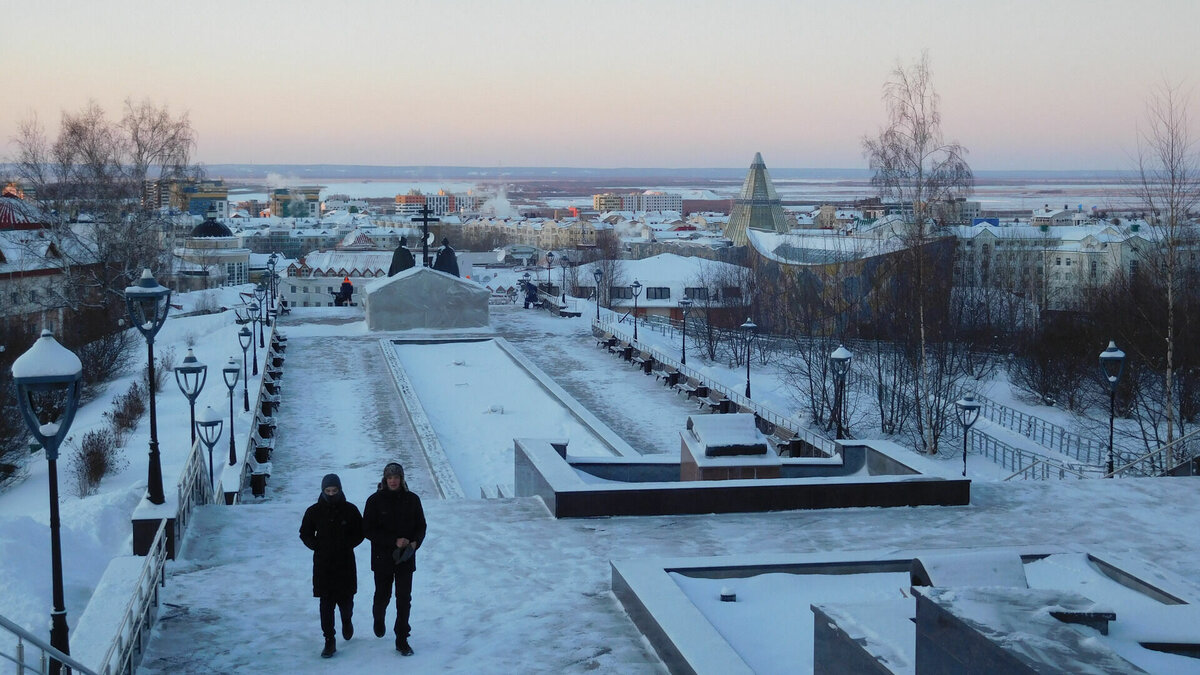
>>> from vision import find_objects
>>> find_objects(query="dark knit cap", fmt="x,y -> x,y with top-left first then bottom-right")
321,473 -> 342,490
383,463 -> 404,479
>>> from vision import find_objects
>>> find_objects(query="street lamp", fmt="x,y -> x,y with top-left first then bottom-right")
830,345 -> 853,439
266,254 -> 278,308
741,318 -> 757,398
125,268 -> 172,506
174,348 -> 208,445
560,260 -> 568,304
679,299 -> 692,365
223,357 -> 240,466
252,294 -> 265,348
195,405 -> 224,492
955,393 -> 982,477
1099,340 -> 1126,476
12,329 -> 82,673
592,268 -> 603,322
631,280 -> 643,341
545,251 -> 554,289
238,326 -> 252,409
248,303 -> 261,375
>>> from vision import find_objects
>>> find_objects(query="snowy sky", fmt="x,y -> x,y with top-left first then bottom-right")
3,1 -> 1198,170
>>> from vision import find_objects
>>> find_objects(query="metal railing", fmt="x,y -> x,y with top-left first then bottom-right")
596,319 -> 837,457
974,395 -> 1106,465
175,437 -> 215,540
0,613 -> 97,674
1105,425 -> 1200,478
94,519 -> 169,675
964,429 -> 1097,480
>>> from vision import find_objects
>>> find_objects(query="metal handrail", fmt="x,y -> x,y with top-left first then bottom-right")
1104,425 -> 1200,478
1002,456 -> 1091,481
175,436 -> 215,539
974,395 -> 1106,464
596,319 -> 836,456
0,613 -> 98,675
95,519 -> 168,675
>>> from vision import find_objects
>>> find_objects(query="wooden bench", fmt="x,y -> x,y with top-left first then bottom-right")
618,344 -> 634,361
659,369 -> 683,387
256,411 -> 277,439
630,352 -> 655,374
597,335 -> 618,349
676,380 -> 709,401
250,426 -> 275,463
700,391 -> 730,413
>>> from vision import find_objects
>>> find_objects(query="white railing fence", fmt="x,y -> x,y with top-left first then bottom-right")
0,612 -> 98,675
94,519 -> 169,675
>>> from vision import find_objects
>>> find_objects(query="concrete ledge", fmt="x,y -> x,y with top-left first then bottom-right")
516,438 -> 969,519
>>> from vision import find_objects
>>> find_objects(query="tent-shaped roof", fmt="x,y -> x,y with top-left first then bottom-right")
363,266 -> 490,331
723,152 -> 790,246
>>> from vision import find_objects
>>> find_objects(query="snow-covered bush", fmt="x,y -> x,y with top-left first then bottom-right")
66,428 -> 126,497
108,381 -> 147,438
78,330 -> 136,402
143,346 -> 175,393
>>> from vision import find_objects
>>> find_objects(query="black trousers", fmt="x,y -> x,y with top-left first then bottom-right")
373,567 -> 415,638
319,596 -> 353,639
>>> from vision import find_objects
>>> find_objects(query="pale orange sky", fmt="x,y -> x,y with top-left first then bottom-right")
2,0 -> 1197,170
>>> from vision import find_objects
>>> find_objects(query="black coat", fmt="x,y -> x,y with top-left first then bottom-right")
362,487 -> 427,572
299,496 -> 364,598
432,245 -> 459,277
388,246 -> 416,276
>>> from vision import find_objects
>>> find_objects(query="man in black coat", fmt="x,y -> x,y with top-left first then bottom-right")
432,237 -> 460,277
299,474 -> 364,658
388,236 -> 416,276
362,462 -> 426,655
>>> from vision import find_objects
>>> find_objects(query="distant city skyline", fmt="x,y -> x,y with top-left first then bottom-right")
3,1 -> 1197,171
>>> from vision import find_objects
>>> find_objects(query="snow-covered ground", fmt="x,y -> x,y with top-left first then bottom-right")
3,297 -> 1200,674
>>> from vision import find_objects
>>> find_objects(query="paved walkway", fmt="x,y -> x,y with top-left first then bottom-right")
136,315 -> 1200,673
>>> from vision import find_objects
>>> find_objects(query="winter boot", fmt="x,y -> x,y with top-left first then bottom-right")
321,637 -> 336,658
396,637 -> 414,656
373,608 -> 386,638
342,618 -> 353,641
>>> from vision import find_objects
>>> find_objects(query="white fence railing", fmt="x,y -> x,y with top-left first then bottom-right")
0,613 -> 97,675
94,519 -> 169,675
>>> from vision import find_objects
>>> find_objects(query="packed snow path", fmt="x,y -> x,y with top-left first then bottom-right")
137,313 -> 1200,673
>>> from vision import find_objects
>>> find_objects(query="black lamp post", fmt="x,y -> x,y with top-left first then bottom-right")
1099,340 -> 1126,476
266,254 -> 278,308
631,280 -> 643,341
238,326 -> 252,409
252,292 -> 266,347
830,345 -> 852,439
741,318 -> 757,398
174,348 -> 208,445
545,251 -> 555,293
248,303 -> 261,375
12,329 -> 82,674
955,393 -> 982,477
592,268 -> 603,322
195,405 -> 224,492
522,272 -> 532,308
679,299 -> 692,365
223,357 -> 240,466
125,268 -> 171,506
560,259 -> 568,304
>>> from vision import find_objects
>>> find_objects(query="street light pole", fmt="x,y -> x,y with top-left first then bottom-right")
592,268 -> 603,323
631,280 -> 643,342
125,269 -> 172,506
1099,341 -> 1126,476
223,358 -> 240,466
830,345 -> 852,439
238,327 -> 252,412
546,251 -> 554,290
174,348 -> 208,445
195,406 -> 224,492
679,299 -> 692,365
13,330 -> 83,674
955,393 -> 982,477
741,318 -> 757,399
249,303 -> 260,376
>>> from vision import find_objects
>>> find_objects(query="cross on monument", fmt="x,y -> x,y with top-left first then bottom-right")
410,205 -> 441,268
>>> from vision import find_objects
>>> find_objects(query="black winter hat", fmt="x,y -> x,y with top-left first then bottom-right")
383,463 -> 404,479
321,473 -> 342,490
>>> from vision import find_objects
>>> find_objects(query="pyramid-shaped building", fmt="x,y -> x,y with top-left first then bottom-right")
723,152 -> 791,246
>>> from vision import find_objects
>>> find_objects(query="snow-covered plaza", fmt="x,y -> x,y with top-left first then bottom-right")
6,298 -> 1200,673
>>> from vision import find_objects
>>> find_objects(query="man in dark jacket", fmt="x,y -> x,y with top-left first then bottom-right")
299,474 -> 364,658
432,237 -> 460,277
388,236 -> 416,276
362,462 -> 426,655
